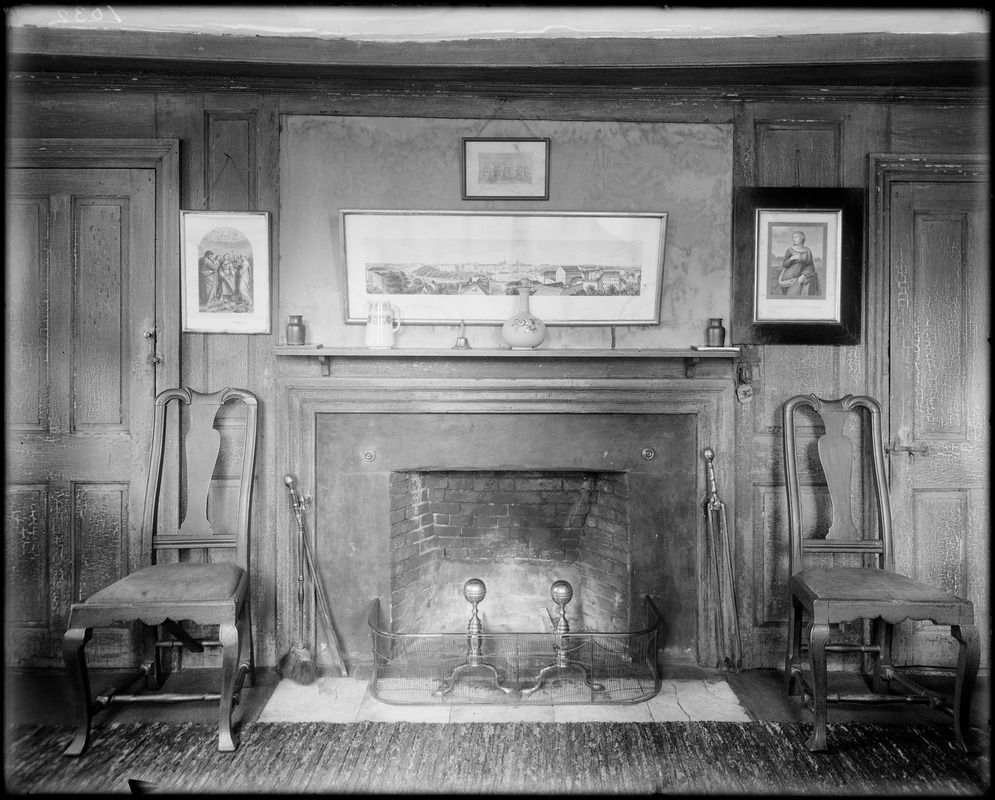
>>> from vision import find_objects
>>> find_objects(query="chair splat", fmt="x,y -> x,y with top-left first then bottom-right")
816,403 -> 860,541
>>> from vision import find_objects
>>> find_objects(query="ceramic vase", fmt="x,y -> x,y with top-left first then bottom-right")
705,317 -> 726,347
502,282 -> 546,349
286,315 -> 306,345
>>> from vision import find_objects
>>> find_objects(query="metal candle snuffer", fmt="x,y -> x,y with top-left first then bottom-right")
368,579 -> 662,706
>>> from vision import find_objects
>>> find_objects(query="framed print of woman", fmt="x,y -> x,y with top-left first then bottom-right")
768,224 -> 826,299
734,186 -> 862,345
777,230 -> 821,296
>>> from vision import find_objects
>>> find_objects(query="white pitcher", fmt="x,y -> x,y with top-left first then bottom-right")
365,301 -> 401,348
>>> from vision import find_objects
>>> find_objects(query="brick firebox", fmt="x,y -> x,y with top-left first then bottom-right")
389,469 -> 630,635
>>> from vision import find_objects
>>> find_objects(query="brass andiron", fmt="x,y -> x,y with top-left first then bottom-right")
521,580 -> 606,697
434,579 -> 514,698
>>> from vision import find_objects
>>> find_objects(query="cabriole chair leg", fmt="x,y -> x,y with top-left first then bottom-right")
218,622 -> 240,752
62,627 -> 94,757
807,622 -> 831,752
952,624 -> 980,754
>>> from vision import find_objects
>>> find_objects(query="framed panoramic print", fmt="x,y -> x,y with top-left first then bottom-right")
340,210 -> 667,325
180,211 -> 271,334
732,187 -> 863,345
461,138 -> 550,200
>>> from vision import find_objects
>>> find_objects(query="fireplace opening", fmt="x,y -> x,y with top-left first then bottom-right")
389,469 -> 630,636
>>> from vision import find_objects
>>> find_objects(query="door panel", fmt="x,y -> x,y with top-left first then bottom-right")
888,176 -> 990,667
5,168 -> 158,668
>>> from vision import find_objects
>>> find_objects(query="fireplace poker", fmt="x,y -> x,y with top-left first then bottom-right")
279,474 -> 319,685
703,448 -> 743,671
286,474 -> 348,677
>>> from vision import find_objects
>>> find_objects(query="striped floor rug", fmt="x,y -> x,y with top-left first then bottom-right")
5,721 -> 990,795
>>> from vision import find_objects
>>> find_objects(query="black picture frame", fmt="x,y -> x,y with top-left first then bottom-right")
732,187 -> 863,345
461,137 -> 550,200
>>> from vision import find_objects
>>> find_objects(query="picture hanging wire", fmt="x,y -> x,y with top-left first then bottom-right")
469,98 -> 543,139
206,152 -> 258,211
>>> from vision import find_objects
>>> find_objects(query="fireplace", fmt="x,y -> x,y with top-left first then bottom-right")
279,352 -> 736,670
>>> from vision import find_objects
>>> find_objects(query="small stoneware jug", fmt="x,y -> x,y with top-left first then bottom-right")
705,317 -> 726,347
365,300 -> 401,348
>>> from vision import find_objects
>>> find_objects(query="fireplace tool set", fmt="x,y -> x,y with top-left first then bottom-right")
369,578 -> 661,706
703,447 -> 743,671
280,475 -> 347,682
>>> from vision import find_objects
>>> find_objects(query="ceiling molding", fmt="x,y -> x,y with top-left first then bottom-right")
8,27 -> 989,70
8,28 -> 988,98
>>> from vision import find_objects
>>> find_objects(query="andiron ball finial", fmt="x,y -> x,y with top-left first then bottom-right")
463,578 -> 486,606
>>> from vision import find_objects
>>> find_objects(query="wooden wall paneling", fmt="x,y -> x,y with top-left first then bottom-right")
732,101 -> 862,667
755,119 -> 843,187
276,90 -> 737,125
889,104 -> 988,154
730,99 -> 760,665
153,95 -> 201,575
841,102 -> 890,186
250,96 -> 281,667
155,94 -> 203,539
175,97 -> 280,667
156,93 -> 204,415
168,104 -> 257,662
5,82 -> 986,671
750,102 -> 856,188
5,91 -> 158,139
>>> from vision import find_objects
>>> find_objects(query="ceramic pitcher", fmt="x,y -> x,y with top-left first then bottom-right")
365,300 -> 401,348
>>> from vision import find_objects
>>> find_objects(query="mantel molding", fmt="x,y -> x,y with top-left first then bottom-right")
272,345 -> 744,379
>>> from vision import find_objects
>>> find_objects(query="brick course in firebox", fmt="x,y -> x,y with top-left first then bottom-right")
389,470 -> 630,634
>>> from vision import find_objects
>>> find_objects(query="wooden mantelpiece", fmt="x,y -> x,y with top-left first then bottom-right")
272,346 -> 742,379
276,351 -> 740,668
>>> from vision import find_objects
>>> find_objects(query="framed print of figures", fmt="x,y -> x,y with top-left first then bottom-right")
732,188 -> 863,345
462,138 -> 550,200
180,211 -> 271,333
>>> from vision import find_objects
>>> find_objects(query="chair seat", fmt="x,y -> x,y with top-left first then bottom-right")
792,566 -> 973,623
82,562 -> 245,606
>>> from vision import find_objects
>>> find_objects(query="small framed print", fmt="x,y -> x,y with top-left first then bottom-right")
733,187 -> 863,345
461,137 -> 550,200
180,211 -> 271,334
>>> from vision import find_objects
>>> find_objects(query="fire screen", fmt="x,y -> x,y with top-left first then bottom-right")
367,587 -> 661,706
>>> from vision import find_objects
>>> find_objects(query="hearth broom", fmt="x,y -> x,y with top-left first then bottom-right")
703,447 -> 743,671
279,474 -> 319,685
287,474 -> 349,677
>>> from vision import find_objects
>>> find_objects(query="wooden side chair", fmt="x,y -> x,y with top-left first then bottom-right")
62,387 -> 259,756
782,393 -> 979,752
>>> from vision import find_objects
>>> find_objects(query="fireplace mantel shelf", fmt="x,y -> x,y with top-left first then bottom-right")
272,345 -> 742,377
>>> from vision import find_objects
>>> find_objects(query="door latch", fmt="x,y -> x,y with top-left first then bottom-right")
885,439 -> 930,461
144,328 -> 163,366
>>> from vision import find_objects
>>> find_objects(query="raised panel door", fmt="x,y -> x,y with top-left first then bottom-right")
5,167 -> 158,667
888,174 -> 990,667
